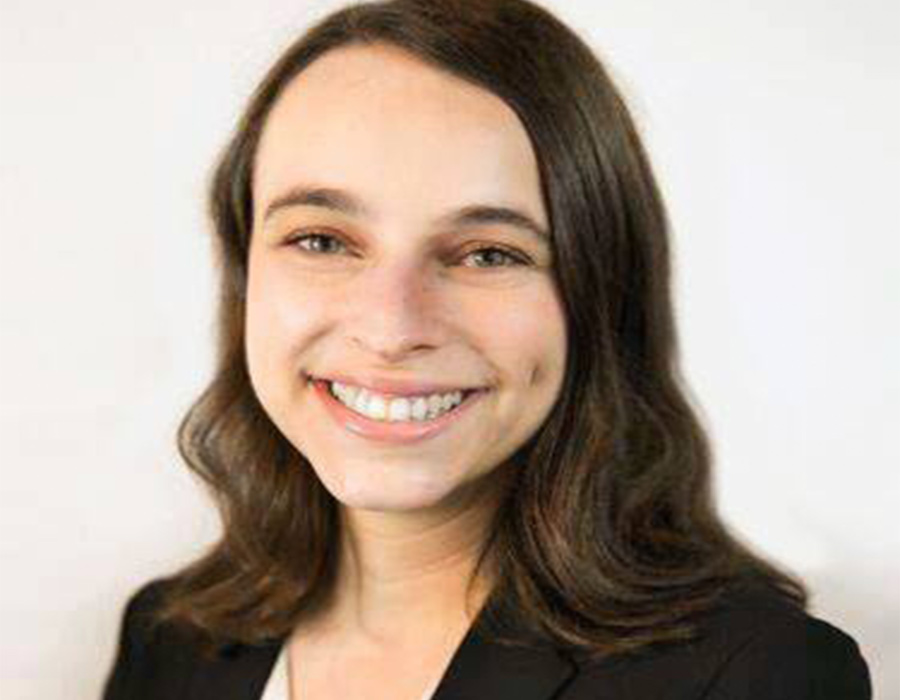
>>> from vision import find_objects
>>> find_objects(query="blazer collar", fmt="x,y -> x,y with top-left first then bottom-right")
186,597 -> 579,700
429,601 -> 579,700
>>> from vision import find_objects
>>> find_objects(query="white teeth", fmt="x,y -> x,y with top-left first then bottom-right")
329,381 -> 467,423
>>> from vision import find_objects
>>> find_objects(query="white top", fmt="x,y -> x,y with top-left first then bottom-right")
259,643 -> 442,700
259,643 -> 290,700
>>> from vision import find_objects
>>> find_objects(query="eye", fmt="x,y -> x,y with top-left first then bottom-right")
287,231 -> 348,256
460,246 -> 530,268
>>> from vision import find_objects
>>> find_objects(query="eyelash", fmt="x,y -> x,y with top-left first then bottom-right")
284,230 -> 531,269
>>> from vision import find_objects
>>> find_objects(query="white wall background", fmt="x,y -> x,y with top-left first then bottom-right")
1,0 -> 896,697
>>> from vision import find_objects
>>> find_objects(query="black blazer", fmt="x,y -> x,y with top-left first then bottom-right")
101,577 -> 872,699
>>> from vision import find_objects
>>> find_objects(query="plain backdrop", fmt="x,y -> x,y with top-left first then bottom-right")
1,0 -> 897,698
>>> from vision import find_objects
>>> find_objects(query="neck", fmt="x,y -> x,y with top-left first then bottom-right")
322,471 -> 511,647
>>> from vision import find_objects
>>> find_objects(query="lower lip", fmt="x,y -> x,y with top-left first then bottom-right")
310,378 -> 488,445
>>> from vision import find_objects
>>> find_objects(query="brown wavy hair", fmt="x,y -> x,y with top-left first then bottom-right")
144,0 -> 808,663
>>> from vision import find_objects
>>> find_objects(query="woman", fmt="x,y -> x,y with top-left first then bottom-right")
101,1 -> 872,698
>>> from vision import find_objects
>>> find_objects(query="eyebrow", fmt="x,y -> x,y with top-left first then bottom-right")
261,185 -> 550,243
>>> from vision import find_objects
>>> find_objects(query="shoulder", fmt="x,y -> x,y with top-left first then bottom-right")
564,579 -> 872,700
695,580 -> 872,699
117,577 -> 187,651
122,578 -> 168,625
102,577 -> 197,699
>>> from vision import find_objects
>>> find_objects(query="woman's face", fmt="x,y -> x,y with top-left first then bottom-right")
246,44 -> 567,515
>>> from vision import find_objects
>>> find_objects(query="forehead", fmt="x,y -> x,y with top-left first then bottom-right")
252,43 -> 545,224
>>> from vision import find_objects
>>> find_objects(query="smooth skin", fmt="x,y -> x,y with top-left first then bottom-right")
246,42 -> 568,699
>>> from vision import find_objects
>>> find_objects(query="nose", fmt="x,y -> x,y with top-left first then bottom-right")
346,259 -> 447,362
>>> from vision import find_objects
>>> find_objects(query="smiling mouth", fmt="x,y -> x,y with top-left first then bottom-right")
307,373 -> 489,443
307,374 -> 484,421
304,372 -> 486,399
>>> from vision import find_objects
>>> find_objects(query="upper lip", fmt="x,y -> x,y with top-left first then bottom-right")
307,372 -> 487,398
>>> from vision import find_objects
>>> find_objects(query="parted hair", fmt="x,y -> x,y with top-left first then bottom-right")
144,0 -> 807,663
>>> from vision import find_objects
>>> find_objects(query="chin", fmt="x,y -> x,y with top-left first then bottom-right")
319,465 -> 462,514
334,490 -> 455,515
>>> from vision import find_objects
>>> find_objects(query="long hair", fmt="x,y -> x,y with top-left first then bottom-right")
145,0 -> 807,663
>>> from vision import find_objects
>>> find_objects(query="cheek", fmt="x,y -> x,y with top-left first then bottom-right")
476,284 -> 567,386
245,260 -> 280,365
246,252 -> 320,341
244,254 -> 315,386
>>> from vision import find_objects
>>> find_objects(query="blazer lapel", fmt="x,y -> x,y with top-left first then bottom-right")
429,622 -> 578,700
429,598 -> 579,700
185,637 -> 282,700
